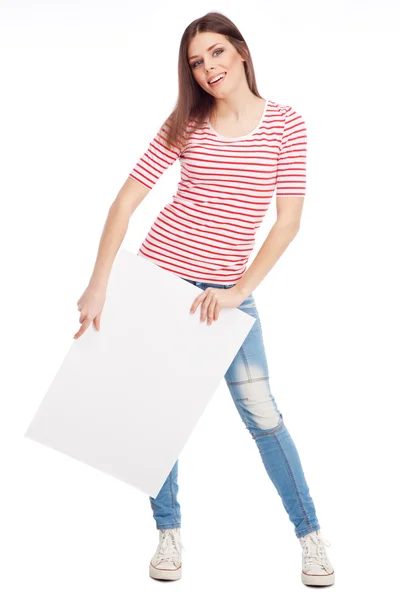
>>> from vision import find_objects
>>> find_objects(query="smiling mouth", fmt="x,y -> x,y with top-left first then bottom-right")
208,72 -> 226,87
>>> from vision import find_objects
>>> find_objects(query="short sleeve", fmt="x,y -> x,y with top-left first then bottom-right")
276,107 -> 307,198
129,121 -> 182,191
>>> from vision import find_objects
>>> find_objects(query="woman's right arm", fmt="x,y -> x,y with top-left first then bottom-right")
73,176 -> 149,339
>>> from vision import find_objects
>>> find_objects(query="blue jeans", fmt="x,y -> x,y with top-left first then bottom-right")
149,278 -> 320,539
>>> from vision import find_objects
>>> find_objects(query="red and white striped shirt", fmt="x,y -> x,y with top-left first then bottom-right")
129,99 -> 307,284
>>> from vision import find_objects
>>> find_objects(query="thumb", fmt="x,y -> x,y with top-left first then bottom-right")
93,312 -> 102,331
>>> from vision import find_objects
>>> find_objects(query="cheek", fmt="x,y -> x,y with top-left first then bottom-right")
229,57 -> 241,72
194,72 -> 206,88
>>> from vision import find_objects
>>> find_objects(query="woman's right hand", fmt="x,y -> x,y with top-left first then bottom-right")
73,284 -> 107,339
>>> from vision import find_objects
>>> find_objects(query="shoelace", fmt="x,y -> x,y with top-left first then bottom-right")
156,530 -> 187,565
300,531 -> 332,572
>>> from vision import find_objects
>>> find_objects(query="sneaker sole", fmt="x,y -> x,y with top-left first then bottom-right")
302,570 -> 335,586
149,561 -> 182,581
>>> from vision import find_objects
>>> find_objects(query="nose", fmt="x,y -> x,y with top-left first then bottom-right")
204,60 -> 216,73
205,65 -> 216,78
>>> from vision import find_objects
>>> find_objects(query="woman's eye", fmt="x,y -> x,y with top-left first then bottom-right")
191,48 -> 223,69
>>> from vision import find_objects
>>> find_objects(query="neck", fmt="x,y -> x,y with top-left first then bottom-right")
211,87 -> 264,122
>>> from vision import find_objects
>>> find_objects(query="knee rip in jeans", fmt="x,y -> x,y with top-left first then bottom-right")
230,376 -> 282,433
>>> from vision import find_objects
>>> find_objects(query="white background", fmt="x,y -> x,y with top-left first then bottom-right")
1,1 -> 399,597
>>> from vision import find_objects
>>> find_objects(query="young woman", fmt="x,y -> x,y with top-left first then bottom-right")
74,11 -> 334,588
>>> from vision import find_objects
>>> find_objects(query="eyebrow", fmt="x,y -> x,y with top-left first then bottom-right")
189,43 -> 221,61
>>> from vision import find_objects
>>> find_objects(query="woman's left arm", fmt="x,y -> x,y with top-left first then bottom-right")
234,195 -> 304,298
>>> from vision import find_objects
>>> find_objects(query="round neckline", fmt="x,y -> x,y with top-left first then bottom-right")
206,98 -> 268,141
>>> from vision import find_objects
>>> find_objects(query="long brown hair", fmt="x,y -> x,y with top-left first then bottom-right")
161,11 -> 263,152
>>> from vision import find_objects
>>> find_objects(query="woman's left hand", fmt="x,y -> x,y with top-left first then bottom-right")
189,286 -> 247,326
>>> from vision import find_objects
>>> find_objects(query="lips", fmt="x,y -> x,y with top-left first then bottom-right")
208,72 -> 226,86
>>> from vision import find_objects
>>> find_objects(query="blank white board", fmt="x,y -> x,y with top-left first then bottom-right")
24,249 -> 256,498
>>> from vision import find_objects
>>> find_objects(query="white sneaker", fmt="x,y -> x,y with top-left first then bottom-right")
299,529 -> 335,586
149,527 -> 185,580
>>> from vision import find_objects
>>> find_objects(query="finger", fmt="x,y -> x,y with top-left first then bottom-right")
200,298 -> 209,321
207,298 -> 218,325
200,294 -> 213,321
73,318 -> 91,339
93,314 -> 101,331
190,292 -> 206,314
74,321 -> 89,339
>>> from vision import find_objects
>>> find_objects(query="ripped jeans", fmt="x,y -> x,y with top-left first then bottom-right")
149,278 -> 320,539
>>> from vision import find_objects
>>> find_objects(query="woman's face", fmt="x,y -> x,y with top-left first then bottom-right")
187,31 -> 245,97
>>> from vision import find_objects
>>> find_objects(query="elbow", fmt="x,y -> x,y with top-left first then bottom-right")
116,175 -> 150,214
276,218 -> 301,236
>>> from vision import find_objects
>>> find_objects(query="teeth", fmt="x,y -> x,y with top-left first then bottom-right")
209,73 -> 224,84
